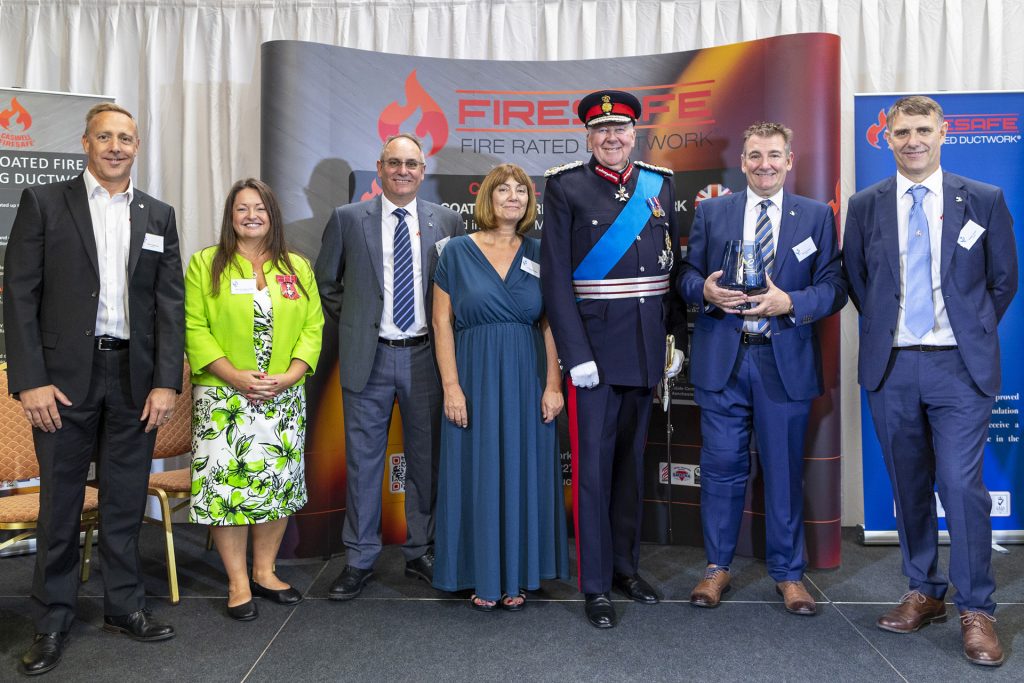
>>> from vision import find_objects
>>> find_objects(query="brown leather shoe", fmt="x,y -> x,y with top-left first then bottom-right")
690,565 -> 730,608
776,580 -> 816,615
876,591 -> 947,633
960,610 -> 1004,666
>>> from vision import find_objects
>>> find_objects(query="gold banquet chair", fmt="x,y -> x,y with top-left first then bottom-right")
0,373 -> 99,581
141,363 -> 193,605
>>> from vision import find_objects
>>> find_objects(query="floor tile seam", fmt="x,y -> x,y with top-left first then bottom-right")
240,603 -> 301,683
826,601 -> 910,683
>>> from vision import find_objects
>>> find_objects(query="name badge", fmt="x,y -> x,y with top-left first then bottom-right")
435,236 -> 451,256
231,278 -> 257,295
142,233 -> 164,253
792,236 -> 817,262
957,220 -> 985,250
520,256 -> 540,278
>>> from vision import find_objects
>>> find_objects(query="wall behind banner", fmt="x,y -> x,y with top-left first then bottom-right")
853,91 -> 1024,544
262,34 -> 843,567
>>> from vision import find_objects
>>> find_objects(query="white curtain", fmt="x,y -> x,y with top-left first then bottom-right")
2,0 -> 1023,522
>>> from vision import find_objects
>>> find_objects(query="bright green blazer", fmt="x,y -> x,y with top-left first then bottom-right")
184,246 -> 323,386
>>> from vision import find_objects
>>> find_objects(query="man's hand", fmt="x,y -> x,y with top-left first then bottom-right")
141,387 -> 178,433
19,385 -> 72,432
745,274 -> 794,318
569,361 -> 599,389
703,270 -> 749,313
664,348 -> 684,380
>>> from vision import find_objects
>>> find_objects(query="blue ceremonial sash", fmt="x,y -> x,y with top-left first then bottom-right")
573,168 -> 662,280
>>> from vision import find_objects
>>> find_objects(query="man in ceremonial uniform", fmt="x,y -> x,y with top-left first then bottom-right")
844,95 -> 1016,666
541,90 -> 685,629
677,122 -> 846,616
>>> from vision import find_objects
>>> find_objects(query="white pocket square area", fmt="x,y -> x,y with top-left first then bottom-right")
957,220 -> 985,250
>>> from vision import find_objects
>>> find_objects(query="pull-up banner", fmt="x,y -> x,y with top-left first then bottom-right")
262,34 -> 842,566
854,91 -> 1024,544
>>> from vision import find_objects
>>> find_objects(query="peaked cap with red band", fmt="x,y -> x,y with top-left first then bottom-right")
578,89 -> 642,128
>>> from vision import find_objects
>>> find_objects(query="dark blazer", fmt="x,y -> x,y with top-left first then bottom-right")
843,172 -> 1017,396
4,173 -> 185,405
314,195 -> 463,392
678,190 -> 847,401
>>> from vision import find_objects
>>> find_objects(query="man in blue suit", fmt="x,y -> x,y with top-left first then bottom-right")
844,95 -> 1017,667
678,122 -> 846,616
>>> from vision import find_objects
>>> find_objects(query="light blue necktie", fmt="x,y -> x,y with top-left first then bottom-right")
392,207 -> 416,332
754,199 -> 774,335
905,185 -> 934,338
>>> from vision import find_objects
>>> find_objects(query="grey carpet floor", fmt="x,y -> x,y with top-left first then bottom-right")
0,525 -> 1021,682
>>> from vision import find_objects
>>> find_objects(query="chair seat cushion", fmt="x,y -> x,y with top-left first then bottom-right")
0,486 -> 100,524
148,468 -> 192,494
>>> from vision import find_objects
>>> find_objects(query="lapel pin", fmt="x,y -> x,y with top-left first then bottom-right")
138,203 -> 144,208
955,196 -> 963,202
789,210 -> 796,216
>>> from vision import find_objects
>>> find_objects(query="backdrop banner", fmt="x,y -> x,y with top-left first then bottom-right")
262,34 -> 842,566
854,91 -> 1024,544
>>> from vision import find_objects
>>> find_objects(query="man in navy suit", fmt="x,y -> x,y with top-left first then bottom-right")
678,122 -> 846,616
844,95 -> 1017,667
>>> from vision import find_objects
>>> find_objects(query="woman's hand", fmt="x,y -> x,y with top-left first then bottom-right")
226,368 -> 278,401
541,388 -> 564,423
444,385 -> 469,428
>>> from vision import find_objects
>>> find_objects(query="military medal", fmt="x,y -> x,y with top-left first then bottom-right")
658,232 -> 674,271
615,185 -> 630,202
276,274 -> 300,300
646,196 -> 665,217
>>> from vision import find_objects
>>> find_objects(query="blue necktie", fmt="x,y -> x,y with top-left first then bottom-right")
392,207 -> 415,332
754,199 -> 774,335
905,185 -> 934,338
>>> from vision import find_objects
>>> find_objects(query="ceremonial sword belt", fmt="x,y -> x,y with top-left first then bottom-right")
572,273 -> 670,299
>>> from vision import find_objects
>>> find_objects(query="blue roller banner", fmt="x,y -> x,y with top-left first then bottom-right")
854,91 -> 1024,543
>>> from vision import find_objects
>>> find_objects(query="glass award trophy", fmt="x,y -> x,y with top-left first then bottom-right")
717,240 -> 767,310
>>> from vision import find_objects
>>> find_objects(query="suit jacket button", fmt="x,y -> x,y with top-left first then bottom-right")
639,297 -> 646,304
85,329 -> 92,336
373,322 -> 379,329
91,291 -> 98,298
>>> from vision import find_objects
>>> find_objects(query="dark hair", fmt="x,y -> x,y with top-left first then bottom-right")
886,95 -> 944,125
474,163 -> 537,235
742,121 -> 793,154
210,178 -> 306,297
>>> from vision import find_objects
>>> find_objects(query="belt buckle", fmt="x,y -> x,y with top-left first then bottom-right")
97,336 -> 113,351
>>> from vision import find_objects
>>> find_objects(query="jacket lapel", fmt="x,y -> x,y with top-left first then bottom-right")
772,193 -> 798,274
127,189 -> 149,279
724,191 -> 746,243
362,196 -> 385,294
417,199 -> 439,298
877,178 -> 901,285
940,173 -> 966,285
64,175 -> 99,278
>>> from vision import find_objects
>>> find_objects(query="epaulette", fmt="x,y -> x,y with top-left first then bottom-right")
544,160 -> 584,177
634,160 -> 674,176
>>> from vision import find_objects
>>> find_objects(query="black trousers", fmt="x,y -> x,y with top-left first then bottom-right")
32,345 -> 157,633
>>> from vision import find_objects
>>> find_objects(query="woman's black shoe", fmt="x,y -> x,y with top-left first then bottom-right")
227,600 -> 258,621
250,579 -> 303,605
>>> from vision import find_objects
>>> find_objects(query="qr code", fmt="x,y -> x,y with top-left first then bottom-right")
389,453 -> 406,494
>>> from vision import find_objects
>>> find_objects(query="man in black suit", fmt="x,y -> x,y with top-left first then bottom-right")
4,103 -> 185,676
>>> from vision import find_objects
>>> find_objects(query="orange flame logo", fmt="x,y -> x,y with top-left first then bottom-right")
866,109 -> 887,149
0,97 -> 32,133
378,70 -> 448,157
827,179 -> 841,220
360,178 -> 383,201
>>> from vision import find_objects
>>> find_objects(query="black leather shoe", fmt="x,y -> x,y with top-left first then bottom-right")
405,552 -> 435,583
19,632 -> 67,676
584,592 -> 617,629
102,609 -> 175,641
227,600 -> 258,621
251,579 -> 303,605
613,572 -> 660,604
328,565 -> 373,601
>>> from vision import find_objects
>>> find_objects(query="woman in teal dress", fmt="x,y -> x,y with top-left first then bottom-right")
432,163 -> 569,611
185,178 -> 323,620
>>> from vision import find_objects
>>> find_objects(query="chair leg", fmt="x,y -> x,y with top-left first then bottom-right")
152,488 -> 180,605
80,520 -> 96,582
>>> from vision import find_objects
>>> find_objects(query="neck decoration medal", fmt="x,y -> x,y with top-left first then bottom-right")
277,274 -> 300,300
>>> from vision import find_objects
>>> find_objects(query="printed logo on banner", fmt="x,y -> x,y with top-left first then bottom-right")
378,70 -> 449,157
865,108 -> 1021,150
893,491 -> 1012,519
389,453 -> 406,494
0,96 -> 34,148
659,462 -> 701,487
694,184 -> 731,206
865,109 -> 888,149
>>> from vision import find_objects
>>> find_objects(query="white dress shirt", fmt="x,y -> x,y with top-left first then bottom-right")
83,168 -> 132,339
379,195 -> 427,338
894,167 -> 956,346
742,188 -> 783,333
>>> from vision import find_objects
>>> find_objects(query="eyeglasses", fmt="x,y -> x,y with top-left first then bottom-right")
383,158 -> 424,170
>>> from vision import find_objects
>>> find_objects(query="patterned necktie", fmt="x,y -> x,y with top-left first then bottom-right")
392,207 -> 415,332
754,199 -> 774,335
905,185 -> 934,338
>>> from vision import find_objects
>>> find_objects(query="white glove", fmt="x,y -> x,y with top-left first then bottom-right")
664,349 -> 684,380
569,361 -> 600,389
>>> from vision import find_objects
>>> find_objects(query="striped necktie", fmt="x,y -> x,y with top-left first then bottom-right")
392,207 -> 415,332
754,199 -> 774,335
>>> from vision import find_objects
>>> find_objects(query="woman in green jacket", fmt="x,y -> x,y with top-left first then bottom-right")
184,178 -> 323,620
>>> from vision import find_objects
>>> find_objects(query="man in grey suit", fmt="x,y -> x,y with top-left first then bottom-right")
315,133 -> 463,599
